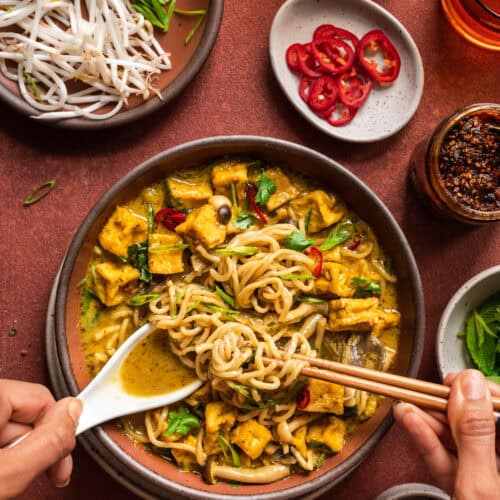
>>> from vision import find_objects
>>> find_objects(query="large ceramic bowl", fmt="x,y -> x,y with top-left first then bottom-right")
54,136 -> 425,499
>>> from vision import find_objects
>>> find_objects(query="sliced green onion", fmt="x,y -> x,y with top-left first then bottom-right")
216,285 -> 236,308
147,202 -> 154,235
164,0 -> 176,32
297,296 -> 326,304
118,256 -> 128,264
23,71 -> 41,101
215,246 -> 259,257
218,435 -> 240,467
231,183 -> 238,207
185,12 -> 205,44
280,273 -> 314,280
23,179 -> 56,206
202,303 -> 238,315
186,300 -> 201,313
304,208 -> 312,236
149,243 -> 188,254
174,8 -> 206,15
128,293 -> 160,306
176,289 -> 186,304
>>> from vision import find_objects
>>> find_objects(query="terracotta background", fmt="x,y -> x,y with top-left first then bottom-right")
0,0 -> 498,498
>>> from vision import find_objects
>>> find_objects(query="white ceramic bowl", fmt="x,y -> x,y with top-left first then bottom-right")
269,0 -> 424,143
436,265 -> 500,380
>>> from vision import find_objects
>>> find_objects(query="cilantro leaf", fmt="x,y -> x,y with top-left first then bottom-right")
351,277 -> 381,298
233,211 -> 256,230
254,170 -> 277,205
127,240 -> 151,282
284,230 -> 314,251
319,220 -> 355,251
163,407 -> 200,437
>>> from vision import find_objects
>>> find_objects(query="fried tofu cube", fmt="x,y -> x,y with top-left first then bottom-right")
328,298 -> 400,333
306,417 -> 346,453
264,168 -> 299,212
171,435 -> 197,471
204,401 -> 237,454
148,233 -> 185,275
98,206 -> 148,258
212,161 -> 248,199
94,262 -> 139,306
301,379 -> 344,414
291,426 -> 308,457
175,204 -> 226,249
290,191 -> 344,233
166,174 -> 213,210
231,419 -> 272,460
315,262 -> 352,298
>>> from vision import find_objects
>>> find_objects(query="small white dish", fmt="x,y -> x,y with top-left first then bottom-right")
269,0 -> 424,143
436,265 -> 500,381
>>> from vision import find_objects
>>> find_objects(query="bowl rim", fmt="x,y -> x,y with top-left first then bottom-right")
268,0 -> 425,143
0,0 -> 224,130
54,135 -> 425,498
436,264 -> 500,381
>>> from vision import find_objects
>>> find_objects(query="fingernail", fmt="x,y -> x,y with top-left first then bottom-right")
393,401 -> 414,413
56,478 -> 70,488
68,399 -> 82,426
461,371 -> 486,400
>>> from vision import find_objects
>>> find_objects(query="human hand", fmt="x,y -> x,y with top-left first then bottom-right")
0,379 -> 82,498
394,369 -> 500,499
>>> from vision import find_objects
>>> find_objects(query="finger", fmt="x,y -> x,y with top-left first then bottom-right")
47,454 -> 73,489
444,373 -> 458,386
0,422 -> 32,447
394,402 -> 456,493
447,370 -> 500,497
0,398 -> 82,498
445,373 -> 500,397
0,380 -> 55,428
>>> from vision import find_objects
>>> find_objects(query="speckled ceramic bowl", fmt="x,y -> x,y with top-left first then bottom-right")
436,265 -> 500,380
53,136 -> 425,499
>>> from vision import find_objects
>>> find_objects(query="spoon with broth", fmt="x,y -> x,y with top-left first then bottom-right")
76,322 -> 202,435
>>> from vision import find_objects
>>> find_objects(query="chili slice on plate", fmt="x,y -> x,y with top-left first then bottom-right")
314,25 -> 359,52
285,43 -> 302,72
337,64 -> 372,108
357,29 -> 401,83
296,43 -> 323,77
325,102 -> 358,126
311,37 -> 354,75
313,23 -> 335,40
299,75 -> 317,103
308,75 -> 337,111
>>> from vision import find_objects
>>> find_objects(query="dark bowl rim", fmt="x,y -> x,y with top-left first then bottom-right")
0,0 -> 224,130
54,135 -> 425,499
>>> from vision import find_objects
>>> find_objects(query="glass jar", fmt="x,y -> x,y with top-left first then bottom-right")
410,103 -> 500,225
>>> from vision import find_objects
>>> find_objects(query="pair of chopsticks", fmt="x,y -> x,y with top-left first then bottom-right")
262,354 -> 500,416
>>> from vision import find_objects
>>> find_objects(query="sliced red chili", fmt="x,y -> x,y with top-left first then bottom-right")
155,208 -> 186,231
326,102 -> 358,126
286,43 -> 302,72
308,75 -> 337,112
311,37 -> 354,75
357,29 -> 401,84
296,44 -> 323,77
314,101 -> 337,118
308,247 -> 323,278
246,184 -> 267,224
299,75 -> 317,103
347,238 -> 361,250
297,385 -> 310,409
313,24 -> 336,40
337,64 -> 372,108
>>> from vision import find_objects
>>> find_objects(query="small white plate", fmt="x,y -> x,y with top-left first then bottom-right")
269,0 -> 424,143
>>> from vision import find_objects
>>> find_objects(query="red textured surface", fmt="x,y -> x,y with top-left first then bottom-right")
0,1 -> 498,499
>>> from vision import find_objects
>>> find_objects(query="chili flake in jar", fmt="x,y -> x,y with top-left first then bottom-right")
438,114 -> 499,212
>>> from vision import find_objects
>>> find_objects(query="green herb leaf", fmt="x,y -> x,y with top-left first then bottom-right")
319,220 -> 355,251
216,285 -> 236,308
218,435 -> 240,467
233,212 -> 256,230
255,170 -> 277,205
128,293 -> 160,306
283,230 -> 314,251
486,375 -> 500,384
304,208 -> 313,236
297,296 -> 326,304
164,407 -> 200,437
313,453 -> 326,470
280,274 -> 314,281
24,179 -> 56,206
465,310 -> 496,375
127,240 -> 152,282
479,292 -> 500,325
149,243 -> 188,254
147,202 -> 155,235
351,277 -> 381,298
215,246 -> 259,257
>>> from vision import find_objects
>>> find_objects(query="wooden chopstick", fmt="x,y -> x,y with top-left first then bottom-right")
261,354 -> 500,413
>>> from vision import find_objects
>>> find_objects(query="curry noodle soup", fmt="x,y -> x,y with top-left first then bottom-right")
79,158 -> 400,484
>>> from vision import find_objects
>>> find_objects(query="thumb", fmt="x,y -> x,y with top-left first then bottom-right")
0,397 -> 81,498
447,370 -> 499,498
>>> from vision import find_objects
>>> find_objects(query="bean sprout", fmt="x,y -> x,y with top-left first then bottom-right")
0,0 -> 171,120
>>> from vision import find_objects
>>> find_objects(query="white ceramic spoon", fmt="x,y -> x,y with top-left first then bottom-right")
8,323 -> 202,447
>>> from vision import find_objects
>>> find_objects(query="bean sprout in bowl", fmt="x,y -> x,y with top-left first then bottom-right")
55,136 -> 424,499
